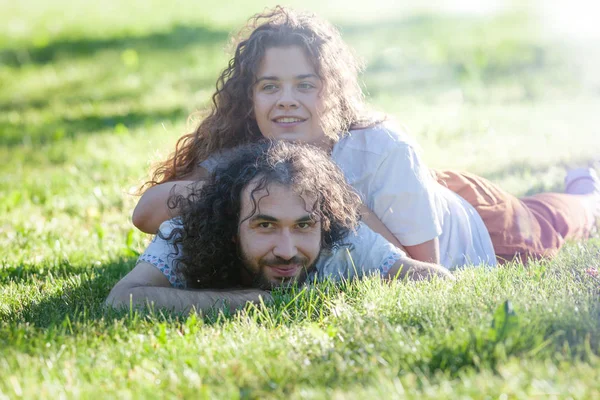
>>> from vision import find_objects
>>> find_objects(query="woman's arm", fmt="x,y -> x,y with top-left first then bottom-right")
403,238 -> 440,264
344,125 -> 443,265
132,167 -> 210,234
132,180 -> 196,233
360,204 -> 440,264
359,204 -> 406,251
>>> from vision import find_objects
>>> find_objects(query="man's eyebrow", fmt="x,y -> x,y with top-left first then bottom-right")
249,214 -> 315,223
255,74 -> 319,83
249,214 -> 279,222
295,215 -> 315,223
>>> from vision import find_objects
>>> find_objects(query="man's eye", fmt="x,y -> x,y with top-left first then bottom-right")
258,222 -> 274,229
297,222 -> 313,229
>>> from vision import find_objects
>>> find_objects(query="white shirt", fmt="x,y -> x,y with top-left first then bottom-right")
332,123 -> 496,268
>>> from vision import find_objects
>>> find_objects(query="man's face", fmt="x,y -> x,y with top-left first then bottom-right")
237,181 -> 322,289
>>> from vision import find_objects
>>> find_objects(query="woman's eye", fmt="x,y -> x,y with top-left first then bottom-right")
298,82 -> 315,89
262,83 -> 277,91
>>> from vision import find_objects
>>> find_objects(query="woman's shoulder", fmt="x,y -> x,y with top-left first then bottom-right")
331,120 -> 427,182
335,120 -> 421,156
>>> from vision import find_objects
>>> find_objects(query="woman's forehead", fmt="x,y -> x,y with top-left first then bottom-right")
256,46 -> 318,78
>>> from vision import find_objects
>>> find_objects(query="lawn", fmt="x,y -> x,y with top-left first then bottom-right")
1,1 -> 600,398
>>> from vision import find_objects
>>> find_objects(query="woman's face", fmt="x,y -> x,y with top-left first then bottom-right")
252,46 -> 328,147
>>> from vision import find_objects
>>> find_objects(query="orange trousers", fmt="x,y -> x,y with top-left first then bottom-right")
434,170 -> 596,263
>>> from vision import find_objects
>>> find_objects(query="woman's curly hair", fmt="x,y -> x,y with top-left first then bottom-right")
167,141 -> 362,289
145,6 -> 379,189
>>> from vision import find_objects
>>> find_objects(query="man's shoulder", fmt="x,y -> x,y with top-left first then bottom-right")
313,223 -> 405,281
139,218 -> 186,288
339,222 -> 402,252
155,218 -> 183,239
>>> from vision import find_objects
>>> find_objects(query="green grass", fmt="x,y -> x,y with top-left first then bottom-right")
1,1 -> 600,398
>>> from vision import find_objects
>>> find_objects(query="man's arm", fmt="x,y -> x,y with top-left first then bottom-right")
105,262 -> 272,314
385,256 -> 454,281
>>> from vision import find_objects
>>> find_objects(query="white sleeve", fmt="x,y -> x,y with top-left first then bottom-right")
368,142 -> 442,246
137,219 -> 186,288
345,223 -> 406,276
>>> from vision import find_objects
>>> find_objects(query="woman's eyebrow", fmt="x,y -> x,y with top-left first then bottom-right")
296,74 -> 319,80
256,74 -> 319,82
256,76 -> 279,82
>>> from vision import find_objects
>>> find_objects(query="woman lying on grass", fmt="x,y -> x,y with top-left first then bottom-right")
132,6 -> 599,268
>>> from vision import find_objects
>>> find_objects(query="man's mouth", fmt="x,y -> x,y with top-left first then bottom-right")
269,264 -> 301,277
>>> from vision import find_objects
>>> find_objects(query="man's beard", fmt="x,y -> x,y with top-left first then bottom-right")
237,245 -> 320,290
253,256 -> 317,290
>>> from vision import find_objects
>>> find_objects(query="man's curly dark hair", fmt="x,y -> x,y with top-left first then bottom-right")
167,141 -> 362,289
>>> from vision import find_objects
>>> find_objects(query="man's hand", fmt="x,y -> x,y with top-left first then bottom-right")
105,262 -> 273,314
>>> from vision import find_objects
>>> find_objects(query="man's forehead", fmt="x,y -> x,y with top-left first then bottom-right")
240,181 -> 318,219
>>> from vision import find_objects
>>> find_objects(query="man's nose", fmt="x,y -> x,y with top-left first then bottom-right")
272,229 -> 298,260
276,86 -> 299,109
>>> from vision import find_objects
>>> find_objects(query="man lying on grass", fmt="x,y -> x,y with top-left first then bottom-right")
106,141 -> 454,314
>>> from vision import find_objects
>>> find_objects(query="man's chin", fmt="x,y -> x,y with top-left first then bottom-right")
269,268 -> 312,289
255,270 -> 308,290
268,275 -> 300,289
250,260 -> 317,290
251,272 -> 294,290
